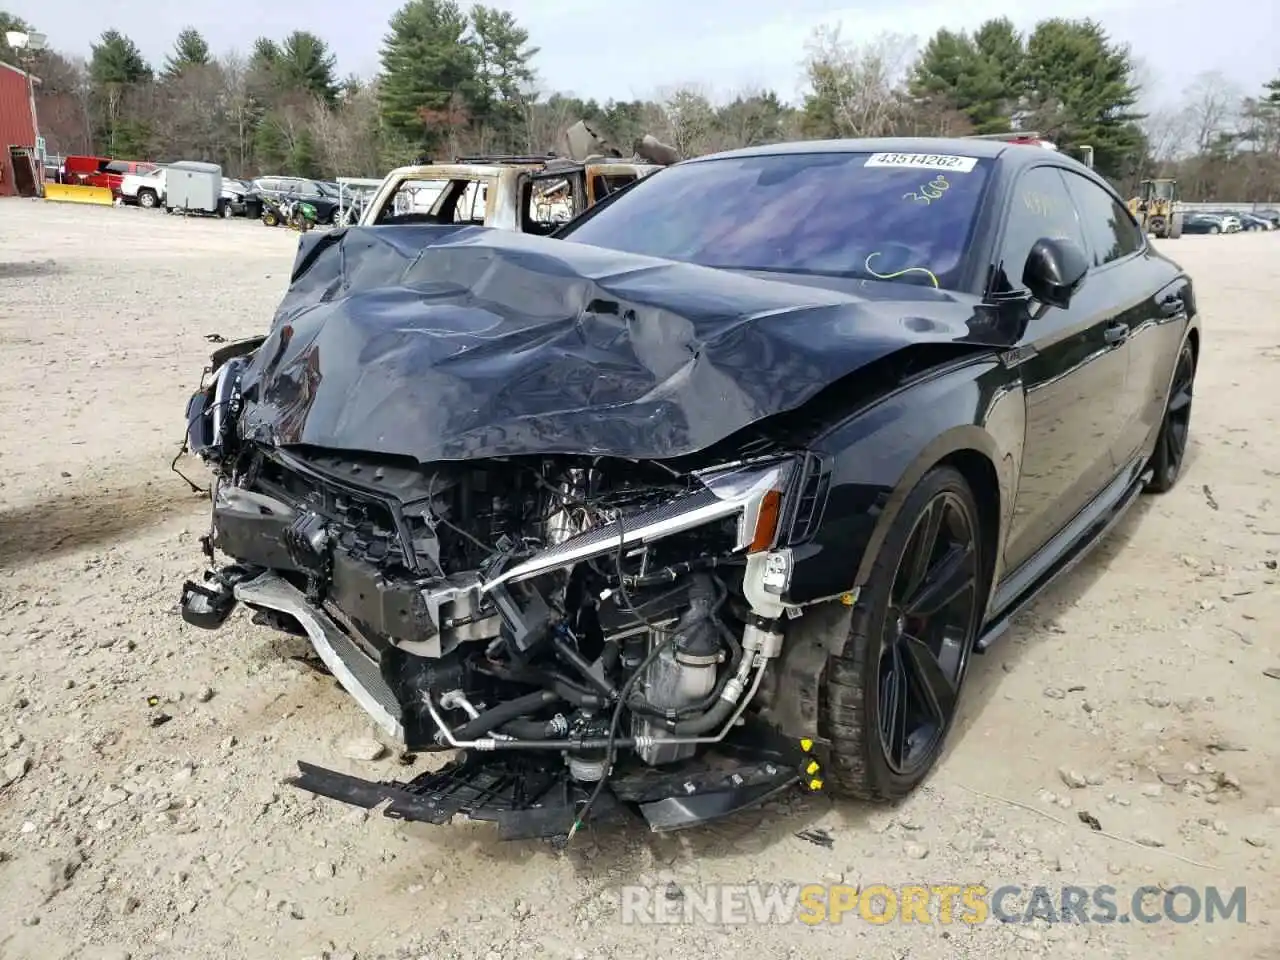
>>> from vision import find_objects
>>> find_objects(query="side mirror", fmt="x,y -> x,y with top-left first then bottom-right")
1022,237 -> 1089,310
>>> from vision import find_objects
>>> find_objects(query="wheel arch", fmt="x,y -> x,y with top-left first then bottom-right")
850,428 -> 1007,602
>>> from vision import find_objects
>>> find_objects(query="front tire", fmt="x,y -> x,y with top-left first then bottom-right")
822,466 -> 984,801
1145,340 -> 1196,493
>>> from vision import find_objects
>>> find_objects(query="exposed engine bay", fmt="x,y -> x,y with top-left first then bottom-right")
180,349 -> 820,838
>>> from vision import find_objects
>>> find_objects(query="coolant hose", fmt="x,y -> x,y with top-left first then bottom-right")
500,718 -> 566,739
667,696 -> 736,736
451,689 -> 560,739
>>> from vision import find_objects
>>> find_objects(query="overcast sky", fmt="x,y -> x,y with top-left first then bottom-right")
7,0 -> 1276,110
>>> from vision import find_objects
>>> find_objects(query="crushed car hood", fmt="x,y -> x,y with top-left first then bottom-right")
236,225 -> 999,462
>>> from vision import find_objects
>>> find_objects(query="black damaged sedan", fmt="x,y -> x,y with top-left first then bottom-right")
180,137 -> 1199,839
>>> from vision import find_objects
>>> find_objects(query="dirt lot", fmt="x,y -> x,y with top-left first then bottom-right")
0,198 -> 1277,960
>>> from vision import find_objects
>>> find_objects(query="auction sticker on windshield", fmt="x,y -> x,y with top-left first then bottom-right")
864,153 -> 979,173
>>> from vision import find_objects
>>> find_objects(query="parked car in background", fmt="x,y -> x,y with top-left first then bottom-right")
221,178 -> 256,217
248,176 -> 341,224
1254,208 -> 1280,226
1233,212 -> 1274,231
63,156 -> 159,197
120,166 -> 167,208
1182,213 -> 1229,234
1217,213 -> 1242,233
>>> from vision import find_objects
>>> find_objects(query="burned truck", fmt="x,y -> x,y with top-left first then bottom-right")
357,121 -> 674,234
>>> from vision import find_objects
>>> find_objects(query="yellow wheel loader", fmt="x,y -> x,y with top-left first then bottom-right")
1127,179 -> 1183,239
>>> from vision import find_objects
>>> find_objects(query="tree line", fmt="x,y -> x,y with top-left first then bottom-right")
2,4 -> 1277,199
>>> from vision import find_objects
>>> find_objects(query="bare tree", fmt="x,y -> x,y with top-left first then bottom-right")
1182,71 -> 1243,153
308,85 -> 382,176
1141,106 -> 1195,164
802,26 -> 917,138
150,62 -> 228,161
33,52 -> 94,154
654,84 -> 719,157
220,53 -> 257,175
519,87 -> 578,154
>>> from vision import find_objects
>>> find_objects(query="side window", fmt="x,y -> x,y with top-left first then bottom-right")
993,166 -> 1085,295
1061,172 -> 1144,266
590,172 -> 637,204
373,178 -> 449,223
452,180 -> 488,224
524,176 -> 577,234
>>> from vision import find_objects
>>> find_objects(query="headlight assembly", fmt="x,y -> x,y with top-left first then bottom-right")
481,457 -> 798,594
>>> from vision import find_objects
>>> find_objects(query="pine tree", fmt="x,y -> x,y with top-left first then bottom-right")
161,28 -> 211,82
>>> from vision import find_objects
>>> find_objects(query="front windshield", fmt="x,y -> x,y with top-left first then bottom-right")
560,150 -> 992,288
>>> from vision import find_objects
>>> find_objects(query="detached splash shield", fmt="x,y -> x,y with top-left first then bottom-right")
236,224 -> 1002,463
290,747 -> 805,840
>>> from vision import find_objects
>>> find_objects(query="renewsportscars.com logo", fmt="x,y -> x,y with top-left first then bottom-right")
619,883 -> 1249,926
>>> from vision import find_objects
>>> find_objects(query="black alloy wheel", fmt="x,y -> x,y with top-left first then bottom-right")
1145,340 -> 1195,493
823,466 -> 984,800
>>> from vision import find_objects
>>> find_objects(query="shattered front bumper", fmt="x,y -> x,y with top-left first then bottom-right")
237,571 -> 404,740
185,566 -> 811,838
289,750 -> 803,840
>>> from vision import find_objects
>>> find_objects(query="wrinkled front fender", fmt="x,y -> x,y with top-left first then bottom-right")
784,355 -> 1024,610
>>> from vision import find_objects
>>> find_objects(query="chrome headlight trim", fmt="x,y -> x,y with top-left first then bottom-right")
480,457 -> 797,593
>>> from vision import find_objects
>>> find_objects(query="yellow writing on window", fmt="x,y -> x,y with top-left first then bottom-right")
1021,190 -> 1057,218
903,174 -> 950,205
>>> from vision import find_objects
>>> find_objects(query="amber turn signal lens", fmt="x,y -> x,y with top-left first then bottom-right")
748,488 -> 783,553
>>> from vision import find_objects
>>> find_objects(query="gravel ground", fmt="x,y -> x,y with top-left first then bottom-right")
1,198 -> 1277,960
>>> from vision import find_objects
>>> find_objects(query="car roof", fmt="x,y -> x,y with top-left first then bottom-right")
682,136 -> 1107,194
689,137 -> 1008,162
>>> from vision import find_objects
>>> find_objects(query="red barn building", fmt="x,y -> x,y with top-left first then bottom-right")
0,60 -> 41,197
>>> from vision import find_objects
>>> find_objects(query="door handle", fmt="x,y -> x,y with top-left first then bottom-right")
1104,323 -> 1129,344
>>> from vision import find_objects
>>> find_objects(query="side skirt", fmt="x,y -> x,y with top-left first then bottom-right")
976,458 -> 1151,651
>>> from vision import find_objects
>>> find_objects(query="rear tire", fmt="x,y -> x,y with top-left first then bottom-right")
1209,225 -> 1220,234
138,189 -> 158,209
822,466 -> 985,801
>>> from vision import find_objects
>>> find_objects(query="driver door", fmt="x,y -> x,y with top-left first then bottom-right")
995,164 -> 1132,576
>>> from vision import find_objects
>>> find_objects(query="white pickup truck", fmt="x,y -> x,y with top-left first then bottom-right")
120,167 -> 167,208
